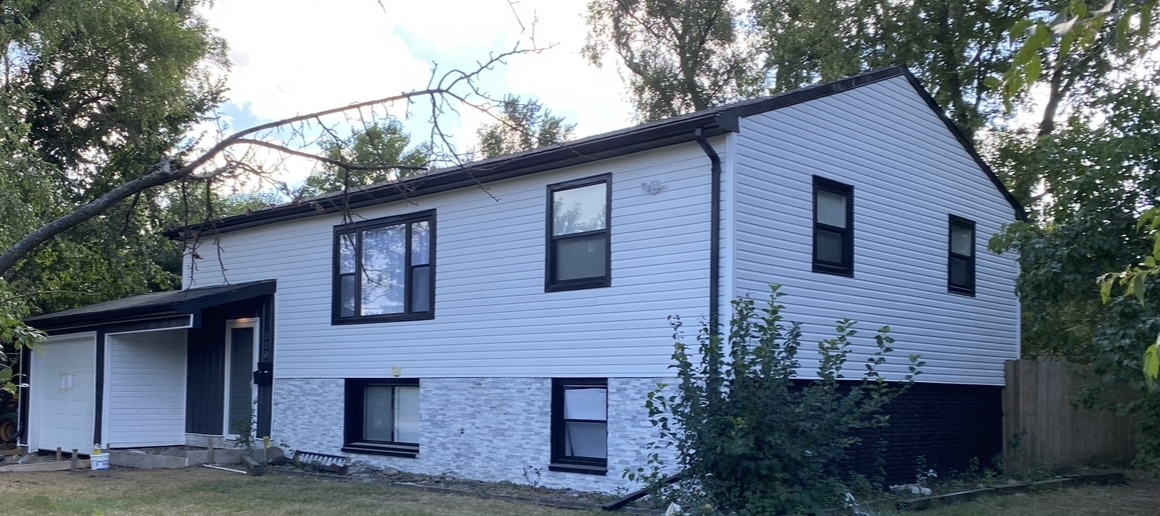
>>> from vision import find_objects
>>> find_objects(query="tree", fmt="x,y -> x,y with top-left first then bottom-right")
476,95 -> 575,159
631,287 -> 922,514
583,0 -> 760,121
0,1 -> 543,395
298,120 -> 431,198
992,1 -> 1160,468
0,0 -> 228,393
756,0 -> 1036,141
0,0 -> 227,309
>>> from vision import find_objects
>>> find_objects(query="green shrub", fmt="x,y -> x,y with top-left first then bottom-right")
628,286 -> 924,515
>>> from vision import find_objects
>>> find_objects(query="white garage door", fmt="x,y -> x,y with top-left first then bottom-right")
105,330 -> 187,447
29,333 -> 97,452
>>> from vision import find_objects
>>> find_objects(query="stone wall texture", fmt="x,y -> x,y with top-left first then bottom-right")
272,377 -> 676,493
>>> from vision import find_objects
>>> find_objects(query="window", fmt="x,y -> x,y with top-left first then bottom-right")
550,378 -> 608,474
812,176 -> 854,276
948,215 -> 976,295
547,175 -> 611,292
343,379 -> 420,457
333,210 -> 434,324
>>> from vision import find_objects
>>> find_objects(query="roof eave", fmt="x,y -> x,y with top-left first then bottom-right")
164,113 -> 734,238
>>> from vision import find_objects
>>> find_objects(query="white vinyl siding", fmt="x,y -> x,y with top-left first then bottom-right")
28,332 -> 97,452
185,141 -> 724,378
731,75 -> 1019,386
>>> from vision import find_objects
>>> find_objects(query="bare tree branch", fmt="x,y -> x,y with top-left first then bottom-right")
0,45 -> 540,278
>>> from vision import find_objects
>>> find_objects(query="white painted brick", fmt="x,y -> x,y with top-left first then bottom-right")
272,377 -> 677,493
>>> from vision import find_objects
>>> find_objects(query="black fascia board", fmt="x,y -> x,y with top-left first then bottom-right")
897,72 -> 1027,221
164,115 -> 734,238
25,280 -> 276,332
165,65 -> 1025,237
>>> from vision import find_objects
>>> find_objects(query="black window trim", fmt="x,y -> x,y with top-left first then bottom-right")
332,209 -> 436,325
343,378 -> 421,458
948,214 -> 976,296
549,377 -> 609,475
545,174 -> 613,292
812,176 -> 855,277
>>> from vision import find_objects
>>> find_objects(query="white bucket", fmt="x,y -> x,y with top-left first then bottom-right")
91,453 -> 110,471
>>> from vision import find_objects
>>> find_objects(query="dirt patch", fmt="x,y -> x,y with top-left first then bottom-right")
270,463 -> 654,512
0,466 -> 599,515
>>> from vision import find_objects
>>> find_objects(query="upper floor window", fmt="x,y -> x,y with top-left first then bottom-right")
948,215 -> 976,296
547,175 -> 611,292
333,210 -> 434,324
812,176 -> 854,276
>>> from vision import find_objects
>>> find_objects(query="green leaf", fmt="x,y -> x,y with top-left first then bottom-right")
1012,19 -> 1033,38
1117,7 -> 1135,50
1133,273 -> 1147,304
1026,55 -> 1043,85
1142,6 -> 1154,39
1145,342 -> 1160,388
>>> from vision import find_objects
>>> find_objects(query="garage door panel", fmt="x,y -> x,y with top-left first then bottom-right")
30,333 -> 96,452
105,331 -> 187,447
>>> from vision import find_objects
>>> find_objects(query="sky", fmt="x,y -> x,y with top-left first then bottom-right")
199,0 -> 633,188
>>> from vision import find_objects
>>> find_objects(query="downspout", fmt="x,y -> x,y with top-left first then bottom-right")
603,128 -> 723,513
694,128 -> 722,331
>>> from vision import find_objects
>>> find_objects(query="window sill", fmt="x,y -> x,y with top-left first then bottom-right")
548,463 -> 608,476
332,312 -> 435,326
545,278 -> 611,293
812,264 -> 854,277
342,443 -> 419,459
947,286 -> 976,297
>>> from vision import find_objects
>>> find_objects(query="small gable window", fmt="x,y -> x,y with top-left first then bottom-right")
812,176 -> 854,276
333,210 -> 434,324
948,215 -> 976,296
547,175 -> 611,292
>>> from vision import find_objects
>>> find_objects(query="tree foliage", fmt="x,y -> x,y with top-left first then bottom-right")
0,2 -> 543,398
476,95 -> 575,159
583,0 -> 760,121
630,287 -> 922,514
298,120 -> 430,198
0,0 -> 228,394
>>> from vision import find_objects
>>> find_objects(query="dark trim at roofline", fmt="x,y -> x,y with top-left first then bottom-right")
26,281 -> 277,332
899,73 -> 1027,221
166,66 -> 1024,238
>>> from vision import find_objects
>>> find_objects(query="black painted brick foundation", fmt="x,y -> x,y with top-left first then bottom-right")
809,381 -> 1003,485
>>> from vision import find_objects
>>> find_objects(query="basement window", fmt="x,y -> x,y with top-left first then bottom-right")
343,379 -> 420,458
550,378 -> 608,475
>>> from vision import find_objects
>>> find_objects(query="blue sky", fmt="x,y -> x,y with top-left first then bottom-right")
199,0 -> 632,189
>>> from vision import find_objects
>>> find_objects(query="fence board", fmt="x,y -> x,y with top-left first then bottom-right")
1003,359 -> 1138,472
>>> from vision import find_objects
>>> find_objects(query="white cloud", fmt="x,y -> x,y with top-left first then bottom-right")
202,0 -> 431,121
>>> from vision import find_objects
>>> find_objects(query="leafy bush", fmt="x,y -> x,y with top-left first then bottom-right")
628,286 -> 923,515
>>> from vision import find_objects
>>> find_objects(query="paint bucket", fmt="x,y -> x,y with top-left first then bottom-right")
91,453 -> 110,471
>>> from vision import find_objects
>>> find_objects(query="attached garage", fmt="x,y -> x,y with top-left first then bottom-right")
21,280 -> 276,453
28,332 -> 98,453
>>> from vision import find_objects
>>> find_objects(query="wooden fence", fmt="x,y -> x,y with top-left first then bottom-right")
1003,359 -> 1139,472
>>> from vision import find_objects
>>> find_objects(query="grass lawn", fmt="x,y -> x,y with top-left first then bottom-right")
5,466 -> 1160,515
0,467 -> 600,515
884,473 -> 1160,516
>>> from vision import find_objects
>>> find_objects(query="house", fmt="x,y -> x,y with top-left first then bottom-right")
21,67 -> 1021,492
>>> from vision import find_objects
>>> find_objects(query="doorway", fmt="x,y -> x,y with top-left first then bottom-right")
223,319 -> 258,439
